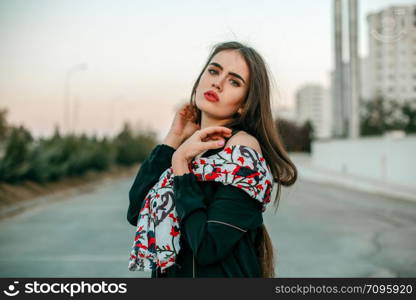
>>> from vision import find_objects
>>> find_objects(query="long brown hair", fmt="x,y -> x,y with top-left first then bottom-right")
189,41 -> 297,277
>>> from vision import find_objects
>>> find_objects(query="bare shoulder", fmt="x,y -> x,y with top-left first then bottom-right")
224,130 -> 262,155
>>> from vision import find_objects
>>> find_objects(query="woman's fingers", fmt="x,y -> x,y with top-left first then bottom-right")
198,126 -> 232,140
189,106 -> 197,121
181,104 -> 196,120
201,138 -> 226,150
197,126 -> 232,151
202,133 -> 224,142
178,103 -> 188,116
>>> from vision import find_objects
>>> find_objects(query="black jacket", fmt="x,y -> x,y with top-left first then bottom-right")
127,141 -> 265,277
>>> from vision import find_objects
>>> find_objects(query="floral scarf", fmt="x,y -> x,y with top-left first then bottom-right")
128,144 -> 274,273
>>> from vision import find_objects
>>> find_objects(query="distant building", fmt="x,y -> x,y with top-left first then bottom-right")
366,4 -> 416,102
276,104 -> 296,122
295,84 -> 331,139
360,56 -> 373,101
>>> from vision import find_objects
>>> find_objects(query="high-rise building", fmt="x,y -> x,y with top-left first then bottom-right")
366,5 -> 416,103
360,56 -> 373,101
295,84 -> 331,139
332,0 -> 347,137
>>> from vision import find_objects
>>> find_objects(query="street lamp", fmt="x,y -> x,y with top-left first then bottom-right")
63,63 -> 87,135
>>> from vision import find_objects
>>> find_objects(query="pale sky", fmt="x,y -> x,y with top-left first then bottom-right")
0,0 -> 414,140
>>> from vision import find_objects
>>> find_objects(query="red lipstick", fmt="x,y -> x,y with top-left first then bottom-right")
204,90 -> 219,102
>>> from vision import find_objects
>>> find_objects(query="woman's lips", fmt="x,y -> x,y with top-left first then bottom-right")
204,92 -> 219,102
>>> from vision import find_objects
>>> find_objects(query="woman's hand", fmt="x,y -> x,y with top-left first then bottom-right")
163,103 -> 200,149
172,126 -> 232,175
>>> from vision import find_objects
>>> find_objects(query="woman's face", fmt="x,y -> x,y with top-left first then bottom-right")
195,49 -> 250,121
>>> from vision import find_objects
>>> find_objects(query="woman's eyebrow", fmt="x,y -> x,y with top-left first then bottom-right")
209,62 -> 246,85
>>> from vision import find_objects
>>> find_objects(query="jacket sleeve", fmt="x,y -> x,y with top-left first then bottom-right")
173,172 -> 263,266
127,144 -> 176,226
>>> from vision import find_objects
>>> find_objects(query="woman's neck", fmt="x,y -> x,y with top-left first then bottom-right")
200,112 -> 232,129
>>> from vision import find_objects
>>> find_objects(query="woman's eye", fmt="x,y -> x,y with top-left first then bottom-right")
208,69 -> 240,87
230,80 -> 240,87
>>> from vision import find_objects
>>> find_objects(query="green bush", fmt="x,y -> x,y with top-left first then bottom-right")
0,125 -> 33,183
114,122 -> 157,166
0,108 -> 158,184
360,97 -> 416,136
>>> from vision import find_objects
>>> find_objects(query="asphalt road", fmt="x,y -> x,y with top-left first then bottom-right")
0,176 -> 415,277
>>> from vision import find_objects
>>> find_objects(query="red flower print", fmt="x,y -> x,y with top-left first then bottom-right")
170,226 -> 180,237
232,165 -> 241,175
160,261 -> 168,267
205,172 -> 220,180
256,184 -> 263,190
156,193 -> 160,198
168,213 -> 177,223
166,245 -> 171,251
247,179 -> 253,184
260,157 -> 265,162
237,184 -> 243,188
200,159 -> 206,165
237,156 -> 245,164
265,195 -> 271,203
265,187 -> 271,195
225,147 -> 232,154
265,179 -> 271,185
247,172 -> 261,178
215,167 -> 221,173
148,237 -> 156,246
161,177 -> 168,187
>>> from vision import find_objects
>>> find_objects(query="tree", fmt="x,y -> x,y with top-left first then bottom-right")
114,122 -> 157,166
275,118 -> 314,152
0,108 -> 9,142
360,97 -> 416,136
0,125 -> 33,182
402,100 -> 416,133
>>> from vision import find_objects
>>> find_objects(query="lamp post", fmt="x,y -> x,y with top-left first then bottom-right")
63,63 -> 87,135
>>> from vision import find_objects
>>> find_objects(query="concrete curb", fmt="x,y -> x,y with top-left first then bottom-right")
290,153 -> 416,203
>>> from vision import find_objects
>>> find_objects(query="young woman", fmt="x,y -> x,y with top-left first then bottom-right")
127,41 -> 297,278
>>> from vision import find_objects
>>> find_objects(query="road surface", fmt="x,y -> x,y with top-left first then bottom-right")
0,176 -> 415,277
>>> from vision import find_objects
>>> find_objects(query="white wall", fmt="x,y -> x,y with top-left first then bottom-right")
312,134 -> 416,188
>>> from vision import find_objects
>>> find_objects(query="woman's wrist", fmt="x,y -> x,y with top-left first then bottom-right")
162,132 -> 182,149
172,152 -> 190,176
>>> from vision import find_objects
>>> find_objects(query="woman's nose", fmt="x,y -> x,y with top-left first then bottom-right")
212,81 -> 222,91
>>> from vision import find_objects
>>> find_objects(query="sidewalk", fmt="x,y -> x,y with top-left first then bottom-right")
0,165 -> 138,221
290,152 -> 416,203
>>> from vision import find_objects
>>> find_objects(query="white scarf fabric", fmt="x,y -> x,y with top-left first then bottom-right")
128,144 -> 274,273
